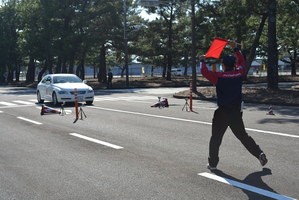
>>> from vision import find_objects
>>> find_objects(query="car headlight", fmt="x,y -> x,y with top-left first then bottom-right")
87,88 -> 94,93
58,91 -> 68,94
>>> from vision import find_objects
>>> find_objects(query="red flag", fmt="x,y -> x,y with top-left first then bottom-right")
205,38 -> 228,58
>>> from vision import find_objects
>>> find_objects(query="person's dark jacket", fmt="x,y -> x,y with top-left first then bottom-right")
200,49 -> 246,107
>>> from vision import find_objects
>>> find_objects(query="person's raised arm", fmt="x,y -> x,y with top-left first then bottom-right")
229,41 -> 245,75
199,55 -> 218,85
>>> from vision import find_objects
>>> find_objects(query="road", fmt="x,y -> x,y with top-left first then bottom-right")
0,86 -> 298,200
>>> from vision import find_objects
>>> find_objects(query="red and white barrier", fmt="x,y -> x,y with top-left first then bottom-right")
41,105 -> 61,115
151,97 -> 169,108
267,106 -> 275,115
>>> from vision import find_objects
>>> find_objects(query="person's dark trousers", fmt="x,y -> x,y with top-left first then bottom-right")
208,106 -> 263,167
107,80 -> 112,89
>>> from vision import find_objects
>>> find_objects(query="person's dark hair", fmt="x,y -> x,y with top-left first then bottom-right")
222,55 -> 236,68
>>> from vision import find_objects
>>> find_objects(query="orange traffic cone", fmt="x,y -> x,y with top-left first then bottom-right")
267,106 -> 275,115
41,105 -> 61,115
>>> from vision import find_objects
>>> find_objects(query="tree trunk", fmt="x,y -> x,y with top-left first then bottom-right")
162,62 -> 167,78
48,57 -> 53,74
77,50 -> 86,80
98,44 -> 107,83
246,13 -> 268,76
26,56 -> 36,83
291,50 -> 297,76
166,5 -> 174,81
183,52 -> 188,76
0,62 -> 5,83
69,53 -> 75,74
38,66 -> 47,83
151,66 -> 154,77
55,57 -> 62,73
15,64 -> 20,82
93,62 -> 97,79
7,69 -> 13,83
162,55 -> 167,78
191,0 -> 197,92
121,67 -> 125,78
267,0 -> 278,90
61,59 -> 67,73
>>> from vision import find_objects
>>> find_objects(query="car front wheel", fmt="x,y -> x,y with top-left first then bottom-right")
37,91 -> 44,103
86,101 -> 93,105
52,92 -> 59,106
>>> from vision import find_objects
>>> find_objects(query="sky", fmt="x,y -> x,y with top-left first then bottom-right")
139,9 -> 159,21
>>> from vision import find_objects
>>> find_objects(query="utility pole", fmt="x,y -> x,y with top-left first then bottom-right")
124,0 -> 129,88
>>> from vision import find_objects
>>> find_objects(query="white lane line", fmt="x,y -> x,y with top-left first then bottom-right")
17,117 -> 42,125
0,101 -> 17,106
90,107 -> 213,125
198,172 -> 296,200
89,106 -> 299,139
245,128 -> 299,138
13,100 -> 35,105
69,133 -> 123,150
0,104 -> 35,109
94,96 -> 156,102
0,111 -> 3,113
192,106 -> 217,110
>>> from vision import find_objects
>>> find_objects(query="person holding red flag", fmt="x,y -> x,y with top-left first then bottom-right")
199,40 -> 268,171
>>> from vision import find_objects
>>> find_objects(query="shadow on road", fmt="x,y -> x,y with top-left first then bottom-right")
0,87 -> 36,95
214,168 -> 278,200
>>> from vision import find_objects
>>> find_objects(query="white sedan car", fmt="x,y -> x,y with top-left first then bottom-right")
37,74 -> 94,105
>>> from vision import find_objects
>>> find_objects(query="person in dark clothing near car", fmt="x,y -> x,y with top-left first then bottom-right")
199,40 -> 268,171
107,70 -> 113,89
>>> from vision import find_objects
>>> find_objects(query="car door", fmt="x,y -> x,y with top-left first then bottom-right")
38,76 -> 48,99
45,76 -> 53,100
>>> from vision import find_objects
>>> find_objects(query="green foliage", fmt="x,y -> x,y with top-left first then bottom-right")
0,0 -> 297,83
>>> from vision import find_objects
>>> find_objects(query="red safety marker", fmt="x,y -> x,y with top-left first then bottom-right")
205,38 -> 229,59
41,105 -> 61,115
74,88 -> 79,123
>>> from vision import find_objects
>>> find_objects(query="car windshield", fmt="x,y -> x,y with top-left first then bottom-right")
53,76 -> 82,84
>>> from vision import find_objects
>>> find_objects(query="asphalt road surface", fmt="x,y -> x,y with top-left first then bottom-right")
0,86 -> 298,200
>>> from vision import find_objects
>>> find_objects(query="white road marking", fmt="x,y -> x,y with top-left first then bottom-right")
198,172 -> 297,200
0,101 -> 17,106
69,133 -> 123,149
192,106 -> 217,110
94,96 -> 156,102
0,111 -> 3,113
13,100 -> 35,105
29,99 -> 38,102
128,100 -> 153,104
0,104 -> 35,109
17,117 -> 42,125
90,106 -> 213,126
245,128 -> 299,138
89,106 -> 299,139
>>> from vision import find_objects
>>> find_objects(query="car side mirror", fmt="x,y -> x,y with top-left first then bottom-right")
46,81 -> 51,85
83,80 -> 87,84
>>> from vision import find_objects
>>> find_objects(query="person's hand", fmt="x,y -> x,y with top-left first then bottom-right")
229,40 -> 237,49
199,55 -> 206,61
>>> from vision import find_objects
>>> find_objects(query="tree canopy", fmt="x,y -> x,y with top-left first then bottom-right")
0,0 -> 298,88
